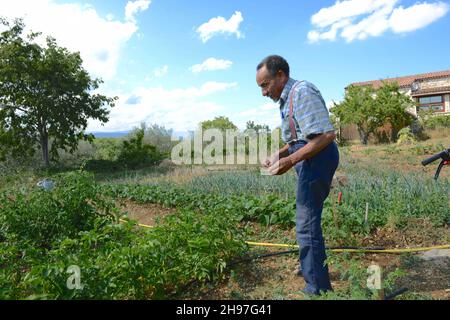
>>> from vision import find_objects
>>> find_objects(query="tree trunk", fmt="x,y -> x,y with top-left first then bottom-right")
390,126 -> 398,143
40,131 -> 50,167
357,126 -> 369,145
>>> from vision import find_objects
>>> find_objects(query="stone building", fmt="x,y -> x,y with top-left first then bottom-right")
348,69 -> 450,116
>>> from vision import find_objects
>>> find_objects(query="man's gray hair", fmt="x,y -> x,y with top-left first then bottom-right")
257,55 -> 290,78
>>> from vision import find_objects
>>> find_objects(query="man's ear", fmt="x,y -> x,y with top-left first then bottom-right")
277,70 -> 287,79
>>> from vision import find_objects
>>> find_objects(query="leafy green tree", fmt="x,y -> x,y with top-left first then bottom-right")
374,82 -> 415,142
0,18 -> 116,167
332,82 -> 415,144
200,116 -> 237,132
245,120 -> 270,134
199,116 -> 238,159
331,85 -> 380,145
140,122 -> 175,156
243,121 -> 271,157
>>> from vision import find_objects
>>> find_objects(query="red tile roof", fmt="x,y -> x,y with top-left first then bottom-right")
348,70 -> 450,89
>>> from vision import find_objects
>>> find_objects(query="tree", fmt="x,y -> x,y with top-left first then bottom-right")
243,121 -> 272,157
332,82 -> 416,144
197,116 -> 237,159
245,120 -> 270,134
200,116 -> 237,132
331,85 -> 381,145
271,127 -> 284,149
375,82 -> 415,142
0,18 -> 117,167
140,122 -> 175,156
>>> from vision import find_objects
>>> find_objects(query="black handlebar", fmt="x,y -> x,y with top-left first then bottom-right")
421,148 -> 450,166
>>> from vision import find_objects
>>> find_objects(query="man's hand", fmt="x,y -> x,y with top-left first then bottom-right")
262,154 -> 278,168
268,157 -> 294,175
262,144 -> 290,169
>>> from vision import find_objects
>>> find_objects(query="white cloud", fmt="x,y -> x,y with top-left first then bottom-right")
308,0 -> 449,43
196,11 -> 244,43
190,58 -> 233,73
340,3 -> 394,42
0,0 -> 151,80
307,30 -> 321,43
311,0 -> 398,28
308,19 -> 352,42
389,2 -> 449,33
153,65 -> 169,77
87,82 -> 238,132
231,103 -> 280,130
125,0 -> 151,23
192,81 -> 238,97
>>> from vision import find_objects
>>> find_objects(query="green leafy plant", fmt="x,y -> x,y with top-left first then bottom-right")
117,128 -> 163,169
0,171 -> 116,248
0,171 -> 249,299
422,114 -> 450,129
313,254 -> 407,300
397,127 -> 416,145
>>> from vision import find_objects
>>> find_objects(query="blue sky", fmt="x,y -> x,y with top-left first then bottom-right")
1,0 -> 450,133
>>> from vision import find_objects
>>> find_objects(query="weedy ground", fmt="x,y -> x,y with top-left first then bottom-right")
119,201 -> 449,300
0,131 -> 448,300
99,132 -> 449,300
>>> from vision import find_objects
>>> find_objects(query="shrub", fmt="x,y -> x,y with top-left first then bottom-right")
117,128 -> 163,169
422,114 -> 450,129
0,171 -> 117,248
397,127 -> 416,145
93,138 -> 122,161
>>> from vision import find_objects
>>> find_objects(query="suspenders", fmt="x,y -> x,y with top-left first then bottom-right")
288,82 -> 301,141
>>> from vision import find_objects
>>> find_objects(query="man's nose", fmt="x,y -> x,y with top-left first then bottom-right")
262,89 -> 268,96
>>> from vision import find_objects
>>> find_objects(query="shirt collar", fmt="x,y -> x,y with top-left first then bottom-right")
280,78 -> 297,105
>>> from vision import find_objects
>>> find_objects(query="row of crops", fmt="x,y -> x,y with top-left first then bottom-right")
106,168 -> 449,242
1,166 -> 448,299
0,172 -> 247,299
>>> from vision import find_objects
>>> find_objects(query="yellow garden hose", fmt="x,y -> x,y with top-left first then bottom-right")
245,241 -> 450,253
120,218 -> 154,229
119,218 -> 450,254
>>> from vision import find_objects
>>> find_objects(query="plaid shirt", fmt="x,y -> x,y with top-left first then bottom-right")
279,78 -> 335,144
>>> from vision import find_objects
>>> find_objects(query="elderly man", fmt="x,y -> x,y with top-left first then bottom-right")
256,55 -> 339,296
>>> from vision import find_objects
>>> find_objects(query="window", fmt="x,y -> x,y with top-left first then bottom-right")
417,95 -> 445,112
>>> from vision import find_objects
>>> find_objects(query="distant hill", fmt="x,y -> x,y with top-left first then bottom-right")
87,130 -> 192,140
88,131 -> 131,138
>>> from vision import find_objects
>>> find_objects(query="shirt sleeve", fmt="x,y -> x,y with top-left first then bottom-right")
294,83 -> 335,139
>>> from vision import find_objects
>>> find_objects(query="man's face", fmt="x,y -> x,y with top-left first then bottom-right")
256,65 -> 286,102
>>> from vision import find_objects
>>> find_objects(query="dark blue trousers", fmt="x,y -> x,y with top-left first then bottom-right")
288,140 -> 339,295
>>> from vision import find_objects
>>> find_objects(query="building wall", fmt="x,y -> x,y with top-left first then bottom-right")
420,77 -> 450,90
403,78 -> 450,116
446,94 -> 450,113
